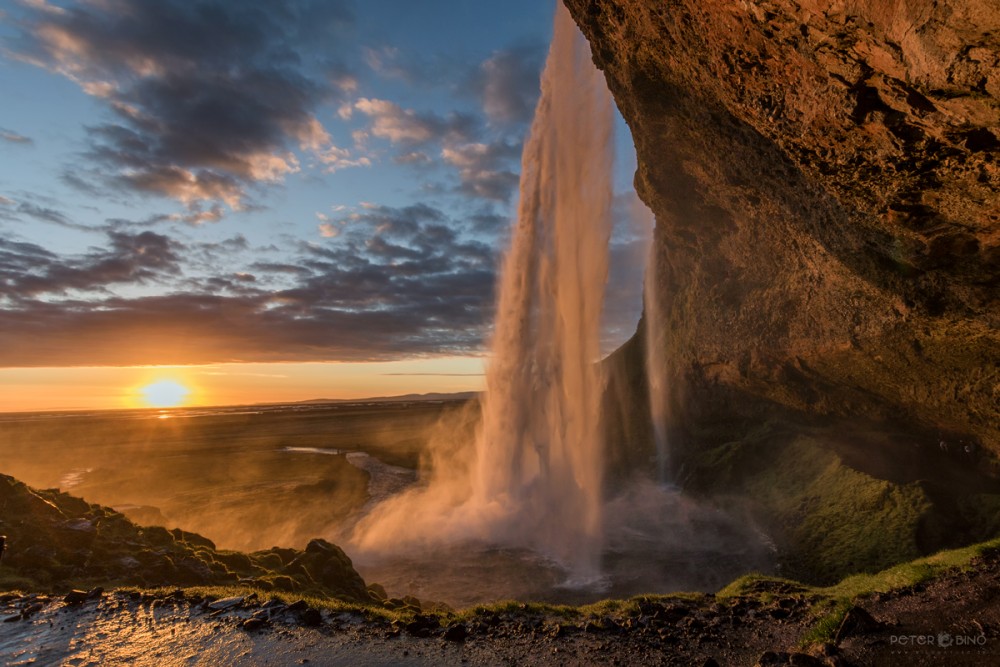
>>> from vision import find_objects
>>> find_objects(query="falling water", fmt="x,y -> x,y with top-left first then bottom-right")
346,3 -> 778,603
349,2 -> 615,583
644,239 -> 671,483
471,0 -> 615,580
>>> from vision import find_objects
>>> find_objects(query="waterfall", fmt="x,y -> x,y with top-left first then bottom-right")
346,4 -> 778,604
471,0 -> 615,579
349,1 -> 616,585
644,239 -> 671,483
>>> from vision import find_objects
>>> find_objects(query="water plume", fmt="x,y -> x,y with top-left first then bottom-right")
349,1 -> 615,583
644,235 -> 672,482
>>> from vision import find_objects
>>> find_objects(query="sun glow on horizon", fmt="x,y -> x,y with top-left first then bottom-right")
139,379 -> 191,408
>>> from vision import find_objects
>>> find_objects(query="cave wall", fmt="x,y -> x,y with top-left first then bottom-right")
568,0 -> 1000,457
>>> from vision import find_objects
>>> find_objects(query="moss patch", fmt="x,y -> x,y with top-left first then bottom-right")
689,433 -> 940,584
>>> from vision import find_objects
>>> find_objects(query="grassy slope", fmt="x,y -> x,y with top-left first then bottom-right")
719,535 -> 1000,644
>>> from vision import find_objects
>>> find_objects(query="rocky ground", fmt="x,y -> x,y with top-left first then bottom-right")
2,548 -> 999,666
0,473 -> 369,604
3,464 -> 999,665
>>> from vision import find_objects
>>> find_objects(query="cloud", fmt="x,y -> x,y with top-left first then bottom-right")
355,98 -> 476,146
362,44 -> 465,87
0,202 -> 500,366
0,128 -> 33,145
316,144 -> 371,173
441,141 -> 521,201
0,230 -> 181,299
364,46 -> 407,79
8,0 -> 356,213
0,196 -> 102,231
472,45 -> 544,126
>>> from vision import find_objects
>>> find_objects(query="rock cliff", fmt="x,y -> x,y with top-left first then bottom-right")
569,0 -> 999,462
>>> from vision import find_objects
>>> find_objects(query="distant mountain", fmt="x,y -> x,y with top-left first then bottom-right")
294,391 -> 479,405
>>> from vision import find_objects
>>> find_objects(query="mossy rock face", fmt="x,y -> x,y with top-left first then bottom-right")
213,550 -> 257,575
250,551 -> 284,571
0,473 -> 370,603
171,528 -> 216,551
285,539 -> 368,602
686,432 -> 1000,584
141,526 -> 176,547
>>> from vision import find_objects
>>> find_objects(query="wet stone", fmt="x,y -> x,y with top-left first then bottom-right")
64,590 -> 89,605
299,608 -> 323,627
207,596 -> 244,611
241,617 -> 269,632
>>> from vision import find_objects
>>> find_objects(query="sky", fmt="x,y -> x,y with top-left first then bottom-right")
0,0 -> 651,411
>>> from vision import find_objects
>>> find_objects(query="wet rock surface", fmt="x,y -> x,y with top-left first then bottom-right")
1,549 -> 998,665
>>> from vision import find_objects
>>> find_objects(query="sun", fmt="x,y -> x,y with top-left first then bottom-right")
140,379 -> 191,408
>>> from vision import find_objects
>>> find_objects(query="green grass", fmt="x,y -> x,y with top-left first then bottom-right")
712,535 -> 1000,646
689,434 -> 939,584
117,584 -> 404,621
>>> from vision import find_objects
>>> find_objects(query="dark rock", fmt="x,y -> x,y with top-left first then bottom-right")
659,605 -> 690,623
367,583 -> 388,601
443,623 -> 468,642
834,606 -> 883,643
241,617 -> 268,631
207,596 -> 244,611
251,551 -> 284,570
755,652 -> 826,667
299,608 -> 323,627
269,547 -> 299,566
286,599 -> 308,612
21,602 -> 43,618
170,528 -> 216,551
271,575 -> 296,592
405,614 -> 441,637
305,538 -> 336,555
64,590 -> 89,605
3,614 -> 21,623
141,526 -> 175,547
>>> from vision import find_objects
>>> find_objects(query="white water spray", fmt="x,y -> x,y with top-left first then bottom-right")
349,2 -> 615,582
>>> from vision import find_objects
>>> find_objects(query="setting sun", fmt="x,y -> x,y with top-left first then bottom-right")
140,380 -> 191,408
